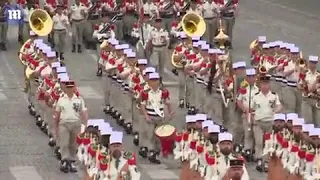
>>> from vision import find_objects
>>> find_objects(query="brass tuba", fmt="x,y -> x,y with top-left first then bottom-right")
181,12 -> 206,37
19,39 -> 32,66
214,18 -> 229,49
29,9 -> 53,36
171,49 -> 185,69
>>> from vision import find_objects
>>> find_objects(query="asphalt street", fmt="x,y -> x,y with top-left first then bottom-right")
0,0 -> 319,179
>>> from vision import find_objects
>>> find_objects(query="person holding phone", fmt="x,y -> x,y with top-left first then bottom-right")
217,132 -> 250,180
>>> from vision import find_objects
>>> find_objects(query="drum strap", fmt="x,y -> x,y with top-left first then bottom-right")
149,93 -> 164,118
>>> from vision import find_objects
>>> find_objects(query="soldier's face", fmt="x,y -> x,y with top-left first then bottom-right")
246,76 -> 256,84
196,120 -> 203,129
155,22 -> 161,28
219,141 -> 232,155
259,82 -> 270,91
110,143 -> 122,159
149,80 -> 160,89
308,62 -> 317,70
208,134 -> 218,144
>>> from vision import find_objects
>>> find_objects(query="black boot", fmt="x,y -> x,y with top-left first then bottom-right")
256,159 -> 265,172
117,117 -> 125,127
60,53 -> 65,60
171,69 -> 178,76
1,43 -> 6,51
96,68 -> 102,77
178,99 -> 184,108
185,103 -> 190,109
55,146 -> 61,160
56,52 -> 59,58
60,160 -> 69,173
40,121 -> 47,132
77,44 -> 82,53
124,123 -> 133,134
243,149 -> 254,162
148,150 -> 161,164
48,134 -> 56,147
139,147 -> 148,158
103,104 -> 111,114
68,160 -> 77,173
36,115 -> 42,127
133,132 -> 139,146
18,35 -> 23,43
71,44 -> 76,53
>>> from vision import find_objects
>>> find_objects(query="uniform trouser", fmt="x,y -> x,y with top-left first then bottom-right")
136,41 -> 151,59
178,71 -> 186,100
28,80 -> 37,106
203,18 -> 217,44
123,14 -> 137,36
53,29 -> 67,53
282,86 -> 302,114
96,44 -> 101,62
194,82 -> 207,112
0,22 -> 8,43
141,116 -> 164,150
18,22 -> 23,36
206,92 -> 227,125
38,101 -> 47,121
185,76 -> 195,105
110,75 -> 120,108
150,46 -> 167,78
84,19 -> 99,43
102,74 -> 112,105
58,121 -> 81,161
252,120 -> 272,159
222,16 -> 235,43
301,97 -> 320,125
132,101 -> 140,132
71,20 -> 85,45
46,106 -> 54,136
225,102 -> 242,144
122,90 -> 133,123
22,22 -> 30,42
114,19 -> 123,40
242,113 -> 254,150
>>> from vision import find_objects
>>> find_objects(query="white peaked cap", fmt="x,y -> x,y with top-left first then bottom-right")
246,68 -> 256,76
47,51 -> 56,58
286,113 -> 298,121
35,43 -> 43,48
59,73 -> 69,82
121,44 -> 130,49
138,59 -> 148,65
51,62 -> 61,68
110,39 -> 119,45
87,119 -> 106,127
292,118 -> 304,126
269,42 -> 276,47
29,31 -> 36,36
257,36 -> 266,42
110,131 -> 123,144
100,123 -> 112,135
34,39 -> 44,44
186,115 -> 197,123
218,132 -> 233,142
196,114 -> 207,121
115,45 -> 122,50
208,49 -> 218,54
143,67 -> 156,75
107,38 -> 116,43
41,45 -> 51,51
198,40 -> 206,45
201,44 -> 210,50
149,72 -> 160,80
232,62 -> 239,69
302,124 -> 314,132
309,128 -> 320,136
191,36 -> 200,41
202,120 -> 214,129
192,42 -> 199,47
217,49 -> 225,54
127,52 -> 136,58
262,44 -> 270,49
56,67 -> 67,73
309,55 -> 319,62
280,43 -> 287,48
290,47 -> 299,53
180,32 -> 187,39
237,61 -> 246,68
273,113 -> 286,121
123,48 -> 133,54
208,125 -> 220,133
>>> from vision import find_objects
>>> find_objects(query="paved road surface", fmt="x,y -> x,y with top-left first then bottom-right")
0,0 -> 319,179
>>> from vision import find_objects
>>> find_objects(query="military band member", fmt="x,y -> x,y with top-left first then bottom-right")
186,0 -> 202,15
140,72 -> 174,164
104,0 -> 125,40
53,4 -> 70,60
236,68 -> 259,156
158,0 -> 175,32
54,80 -> 88,173
148,17 -> 169,77
143,0 -> 159,20
44,0 -> 56,16
84,0 -> 101,50
217,132 -> 250,180
17,0 -> 27,43
69,0 -> 88,53
216,0 -> 238,49
201,0 -> 219,44
22,0 -> 37,42
123,0 -> 137,40
251,75 -> 282,167
301,55 -> 320,124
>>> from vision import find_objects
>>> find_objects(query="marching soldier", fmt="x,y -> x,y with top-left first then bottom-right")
69,0 -> 88,53
104,0 -> 125,41
139,72 -> 174,164
236,68 -> 259,158
44,0 -> 57,45
301,55 -> 320,124
0,1 -> 7,50
123,0 -> 137,41
201,0 -> 219,44
216,132 -> 250,180
143,0 -> 159,20
22,0 -> 37,42
17,0 -> 27,43
251,75 -> 282,168
216,0 -> 238,49
186,0 -> 202,15
148,17 -> 169,77
54,79 -> 88,173
84,0 -> 101,50
53,4 -> 70,60
158,0 -> 175,32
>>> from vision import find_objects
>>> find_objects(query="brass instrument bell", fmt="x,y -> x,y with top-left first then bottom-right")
181,12 -> 206,37
214,19 -> 229,49
19,39 -> 32,66
259,65 -> 267,75
296,58 -> 307,68
29,9 -> 53,36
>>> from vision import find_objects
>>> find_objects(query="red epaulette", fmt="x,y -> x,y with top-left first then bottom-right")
161,89 -> 169,99
141,91 -> 148,101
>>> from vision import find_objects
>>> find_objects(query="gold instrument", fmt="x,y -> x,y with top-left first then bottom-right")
171,49 -> 185,69
296,58 -> 307,68
214,19 -> 229,49
181,12 -> 206,37
19,39 -> 32,66
29,9 -> 53,36
25,65 -> 36,79
249,39 -> 258,51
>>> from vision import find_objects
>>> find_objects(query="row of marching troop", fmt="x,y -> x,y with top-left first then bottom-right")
19,10 -> 142,180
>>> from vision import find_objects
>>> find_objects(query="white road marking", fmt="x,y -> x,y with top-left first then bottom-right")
77,86 -> 103,99
139,164 -> 179,180
10,166 -> 43,180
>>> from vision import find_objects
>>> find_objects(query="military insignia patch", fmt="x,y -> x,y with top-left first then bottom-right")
269,100 -> 275,108
73,103 -> 80,112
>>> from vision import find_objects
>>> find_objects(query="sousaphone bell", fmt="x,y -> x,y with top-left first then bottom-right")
181,12 -> 206,37
29,9 -> 53,36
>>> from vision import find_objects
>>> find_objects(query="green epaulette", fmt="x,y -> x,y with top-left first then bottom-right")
123,151 -> 133,160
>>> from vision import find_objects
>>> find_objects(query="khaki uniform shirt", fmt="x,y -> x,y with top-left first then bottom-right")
55,94 -> 87,123
252,91 -> 281,121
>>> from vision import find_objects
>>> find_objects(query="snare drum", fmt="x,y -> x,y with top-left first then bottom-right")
155,124 -> 176,157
